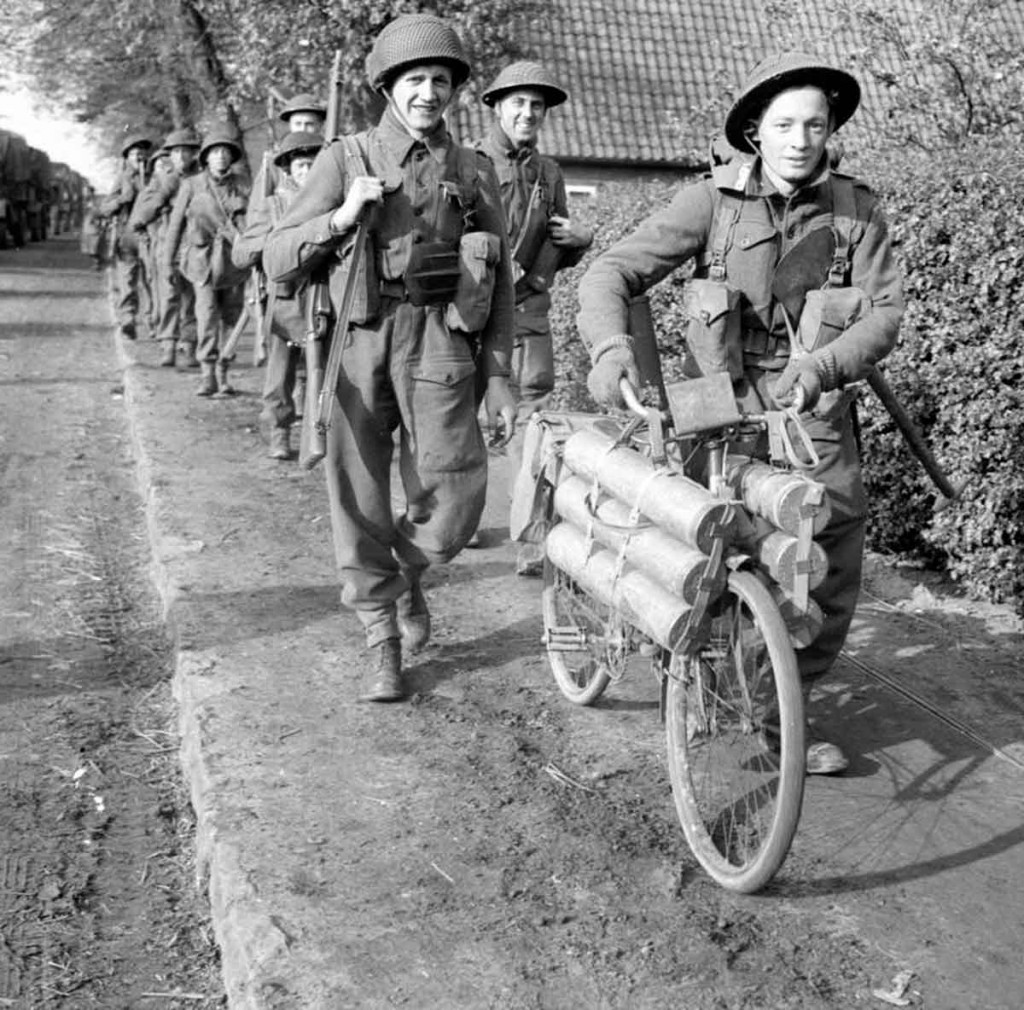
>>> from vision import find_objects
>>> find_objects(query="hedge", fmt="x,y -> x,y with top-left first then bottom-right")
547,134 -> 1024,613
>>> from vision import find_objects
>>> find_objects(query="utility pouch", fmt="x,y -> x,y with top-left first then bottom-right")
445,231 -> 500,333
404,240 -> 461,307
682,278 -> 743,380
798,286 -> 870,352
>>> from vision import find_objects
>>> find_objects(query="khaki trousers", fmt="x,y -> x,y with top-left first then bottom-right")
324,300 -> 487,646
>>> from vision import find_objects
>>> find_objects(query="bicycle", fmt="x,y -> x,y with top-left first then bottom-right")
531,371 -> 828,893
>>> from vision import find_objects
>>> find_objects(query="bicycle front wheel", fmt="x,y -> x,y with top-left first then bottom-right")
665,569 -> 805,892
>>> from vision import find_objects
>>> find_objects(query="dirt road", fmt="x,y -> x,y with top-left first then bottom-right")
3,237 -> 1024,1009
0,239 -> 223,1007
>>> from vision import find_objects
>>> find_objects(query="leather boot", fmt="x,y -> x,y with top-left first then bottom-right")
268,427 -> 294,461
397,574 -> 431,653
293,376 -> 306,419
358,639 -> 404,702
215,362 -> 237,396
159,341 -> 176,367
195,362 -> 218,397
179,343 -> 200,369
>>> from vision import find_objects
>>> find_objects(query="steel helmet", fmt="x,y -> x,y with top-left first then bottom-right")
278,92 -> 327,122
164,127 -> 202,150
365,14 -> 471,93
481,61 -> 568,108
120,132 -> 153,157
199,124 -> 244,165
723,51 -> 861,152
272,131 -> 325,168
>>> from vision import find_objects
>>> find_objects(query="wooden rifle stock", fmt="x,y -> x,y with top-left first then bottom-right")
299,50 -> 345,470
866,368 -> 960,502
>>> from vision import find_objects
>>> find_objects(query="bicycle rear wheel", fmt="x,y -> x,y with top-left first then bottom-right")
665,569 -> 804,892
541,557 -> 621,705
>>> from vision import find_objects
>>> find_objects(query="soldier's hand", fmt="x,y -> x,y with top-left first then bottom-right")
548,215 -> 593,249
484,376 -> 516,448
586,345 -> 641,410
770,355 -> 823,413
329,176 -> 384,235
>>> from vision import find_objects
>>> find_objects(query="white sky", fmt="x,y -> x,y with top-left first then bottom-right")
1,86 -> 117,189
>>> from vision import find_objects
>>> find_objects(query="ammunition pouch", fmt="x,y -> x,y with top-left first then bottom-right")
445,231 -> 501,334
797,286 -> 870,353
798,286 -> 870,423
404,240 -> 461,307
682,278 -> 744,380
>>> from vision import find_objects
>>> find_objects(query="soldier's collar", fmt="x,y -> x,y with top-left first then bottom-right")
490,123 -> 536,162
378,107 -> 450,165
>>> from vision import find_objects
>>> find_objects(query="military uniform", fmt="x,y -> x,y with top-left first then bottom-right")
163,127 -> 250,395
265,105 -> 513,641
475,64 -> 591,417
579,53 -> 905,700
100,132 -> 153,338
233,131 -> 324,458
130,129 -> 202,367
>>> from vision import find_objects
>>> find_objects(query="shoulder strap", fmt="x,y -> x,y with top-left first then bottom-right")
339,133 -> 371,177
707,190 -> 742,282
827,174 -> 863,287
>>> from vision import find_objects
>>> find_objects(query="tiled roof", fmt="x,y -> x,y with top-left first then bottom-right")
450,0 -> 1024,168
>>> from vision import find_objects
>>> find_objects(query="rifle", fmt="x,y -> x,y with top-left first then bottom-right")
252,150 -> 273,366
300,48 -> 344,469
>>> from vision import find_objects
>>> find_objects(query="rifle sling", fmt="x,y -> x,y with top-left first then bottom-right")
315,136 -> 373,434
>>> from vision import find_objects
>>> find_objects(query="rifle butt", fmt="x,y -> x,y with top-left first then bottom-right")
299,338 -> 326,470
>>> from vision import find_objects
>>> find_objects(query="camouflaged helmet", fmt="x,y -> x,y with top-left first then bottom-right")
164,127 -> 202,150
199,124 -> 244,165
724,51 -> 860,151
272,131 -> 325,168
120,132 -> 153,157
481,61 -> 568,108
365,14 -> 471,93
277,92 -> 326,122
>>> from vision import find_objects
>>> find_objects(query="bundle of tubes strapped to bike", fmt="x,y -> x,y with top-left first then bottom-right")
516,369 -> 828,892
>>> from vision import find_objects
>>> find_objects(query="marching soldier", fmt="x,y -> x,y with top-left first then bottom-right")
101,131 -> 153,339
131,128 -> 203,368
265,13 -> 516,702
233,131 -> 324,460
473,60 -> 594,574
578,52 -> 905,774
163,124 -> 250,397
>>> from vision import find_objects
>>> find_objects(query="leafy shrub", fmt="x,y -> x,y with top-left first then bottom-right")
549,135 -> 1024,613
859,136 -> 1024,610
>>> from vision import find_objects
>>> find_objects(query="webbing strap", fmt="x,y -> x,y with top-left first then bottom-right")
708,194 -> 741,282
828,175 -> 860,287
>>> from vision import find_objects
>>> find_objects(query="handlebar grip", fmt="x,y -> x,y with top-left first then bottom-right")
618,377 -> 647,418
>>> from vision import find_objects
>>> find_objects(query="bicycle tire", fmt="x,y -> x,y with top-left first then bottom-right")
665,569 -> 805,892
541,556 -> 619,706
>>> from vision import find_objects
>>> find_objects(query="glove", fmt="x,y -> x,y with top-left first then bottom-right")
770,353 -> 825,413
587,344 -> 641,409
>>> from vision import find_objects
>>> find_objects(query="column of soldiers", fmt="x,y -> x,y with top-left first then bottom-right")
100,15 -> 900,776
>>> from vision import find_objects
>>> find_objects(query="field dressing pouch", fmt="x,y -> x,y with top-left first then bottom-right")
445,231 -> 501,333
683,197 -> 744,380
